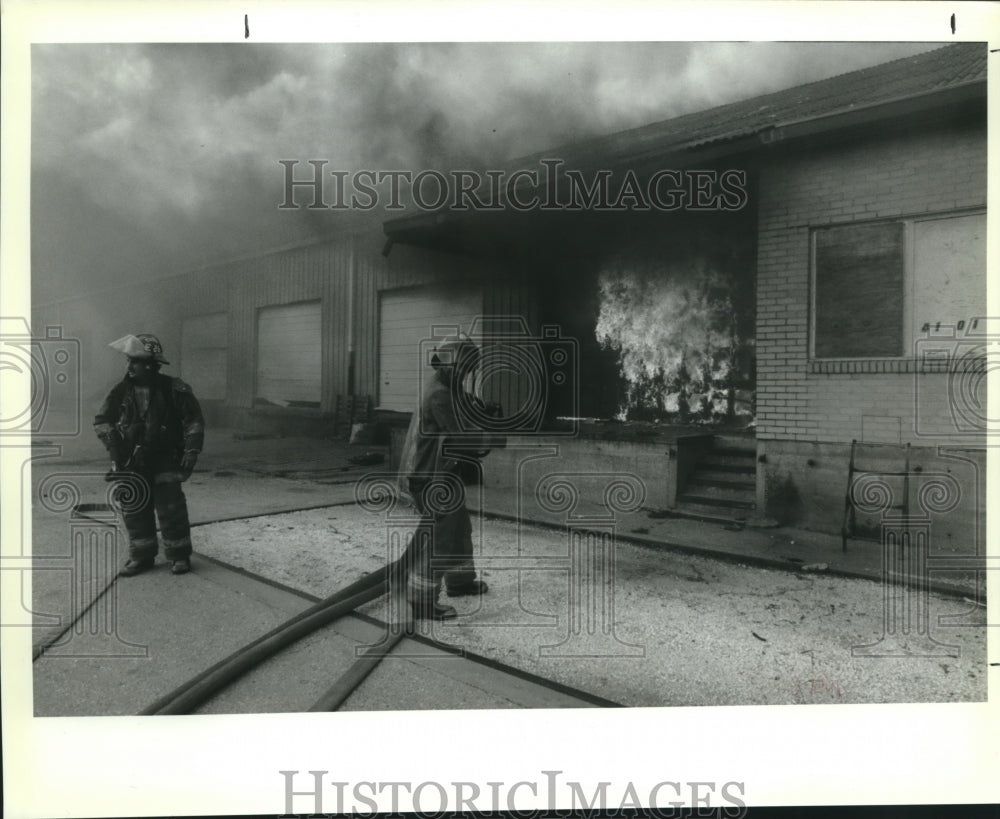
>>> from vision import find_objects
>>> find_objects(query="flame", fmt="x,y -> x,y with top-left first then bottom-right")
595,256 -> 750,422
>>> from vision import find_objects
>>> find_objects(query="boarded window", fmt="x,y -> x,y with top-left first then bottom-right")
256,301 -> 321,408
814,222 -> 904,358
180,313 -> 227,400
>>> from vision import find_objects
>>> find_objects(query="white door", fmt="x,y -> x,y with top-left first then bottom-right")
256,301 -> 322,407
378,285 -> 482,411
180,313 -> 227,400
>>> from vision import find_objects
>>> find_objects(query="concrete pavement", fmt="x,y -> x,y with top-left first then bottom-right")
24,427 -> 988,714
31,425 -> 984,599
188,429 -> 983,598
32,546 -> 607,716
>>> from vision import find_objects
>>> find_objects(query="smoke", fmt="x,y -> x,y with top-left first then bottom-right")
29,41 -> 939,304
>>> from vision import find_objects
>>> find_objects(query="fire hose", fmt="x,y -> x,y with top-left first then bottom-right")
140,555 -> 407,716
140,449 -> 498,715
308,630 -> 407,712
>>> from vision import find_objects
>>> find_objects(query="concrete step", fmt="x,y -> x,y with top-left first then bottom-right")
687,472 -> 756,490
677,489 -> 756,510
710,446 -> 757,459
701,452 -> 757,471
667,501 -> 751,525
712,435 -> 757,454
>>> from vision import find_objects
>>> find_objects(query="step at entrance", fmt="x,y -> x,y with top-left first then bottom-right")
675,434 -> 757,523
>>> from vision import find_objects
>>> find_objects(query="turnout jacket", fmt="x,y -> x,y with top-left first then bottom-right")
397,373 -> 503,501
94,373 -> 204,477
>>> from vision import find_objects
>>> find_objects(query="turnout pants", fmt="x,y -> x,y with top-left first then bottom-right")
118,475 -> 193,562
406,479 -> 478,607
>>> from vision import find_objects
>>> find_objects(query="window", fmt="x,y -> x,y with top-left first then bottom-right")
813,221 -> 904,358
811,211 -> 985,362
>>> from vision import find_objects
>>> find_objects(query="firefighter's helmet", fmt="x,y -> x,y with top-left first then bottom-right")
109,333 -> 170,364
430,337 -> 480,370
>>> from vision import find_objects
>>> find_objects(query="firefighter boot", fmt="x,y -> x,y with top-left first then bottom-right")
121,558 -> 155,577
446,579 -> 489,597
170,559 -> 191,575
411,597 -> 458,621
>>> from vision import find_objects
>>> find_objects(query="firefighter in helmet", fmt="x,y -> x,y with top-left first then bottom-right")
94,333 -> 204,576
397,336 -> 504,620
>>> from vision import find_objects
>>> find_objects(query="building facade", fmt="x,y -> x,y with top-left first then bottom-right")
383,43 -> 989,546
32,233 -> 534,436
755,104 -> 986,542
33,44 -> 988,549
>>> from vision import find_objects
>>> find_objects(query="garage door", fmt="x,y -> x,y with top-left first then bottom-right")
379,285 -> 482,411
180,313 -> 227,400
256,301 -> 322,408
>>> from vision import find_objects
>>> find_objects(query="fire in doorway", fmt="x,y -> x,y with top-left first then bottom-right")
596,250 -> 755,425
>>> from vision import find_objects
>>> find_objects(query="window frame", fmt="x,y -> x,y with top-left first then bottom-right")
808,208 -> 986,370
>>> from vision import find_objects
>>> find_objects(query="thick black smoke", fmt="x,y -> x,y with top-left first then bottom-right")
31,42 -> 938,304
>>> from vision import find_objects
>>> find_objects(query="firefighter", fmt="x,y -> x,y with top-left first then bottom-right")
397,337 -> 503,621
94,333 -> 204,576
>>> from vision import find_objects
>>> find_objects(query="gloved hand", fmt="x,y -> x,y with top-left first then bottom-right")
104,462 -> 120,482
476,400 -> 505,449
180,450 -> 199,480
126,445 -> 145,472
468,395 -> 503,419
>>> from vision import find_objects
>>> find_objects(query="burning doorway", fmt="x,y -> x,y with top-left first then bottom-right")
533,210 -> 756,428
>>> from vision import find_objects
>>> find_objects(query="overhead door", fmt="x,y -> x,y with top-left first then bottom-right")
379,285 -> 482,411
180,313 -> 227,400
256,301 -> 322,408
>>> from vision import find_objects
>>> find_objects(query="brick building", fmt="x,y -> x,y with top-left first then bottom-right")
754,84 -> 986,538
32,43 -> 988,549
384,42 -> 989,546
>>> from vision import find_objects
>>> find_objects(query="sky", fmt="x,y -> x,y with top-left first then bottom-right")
30,41 -> 942,304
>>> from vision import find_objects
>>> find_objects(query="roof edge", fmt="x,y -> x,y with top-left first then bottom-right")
383,77 -> 985,239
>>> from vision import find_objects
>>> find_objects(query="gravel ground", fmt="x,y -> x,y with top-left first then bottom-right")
191,504 -> 988,708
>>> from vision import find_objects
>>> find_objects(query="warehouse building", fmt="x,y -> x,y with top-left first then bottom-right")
32,233 -> 533,434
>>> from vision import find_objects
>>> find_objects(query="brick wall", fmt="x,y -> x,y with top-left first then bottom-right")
756,120 -> 987,447
754,119 -> 987,536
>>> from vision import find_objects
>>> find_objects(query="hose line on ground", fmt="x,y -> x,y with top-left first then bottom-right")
140,555 -> 406,715
308,629 -> 407,712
